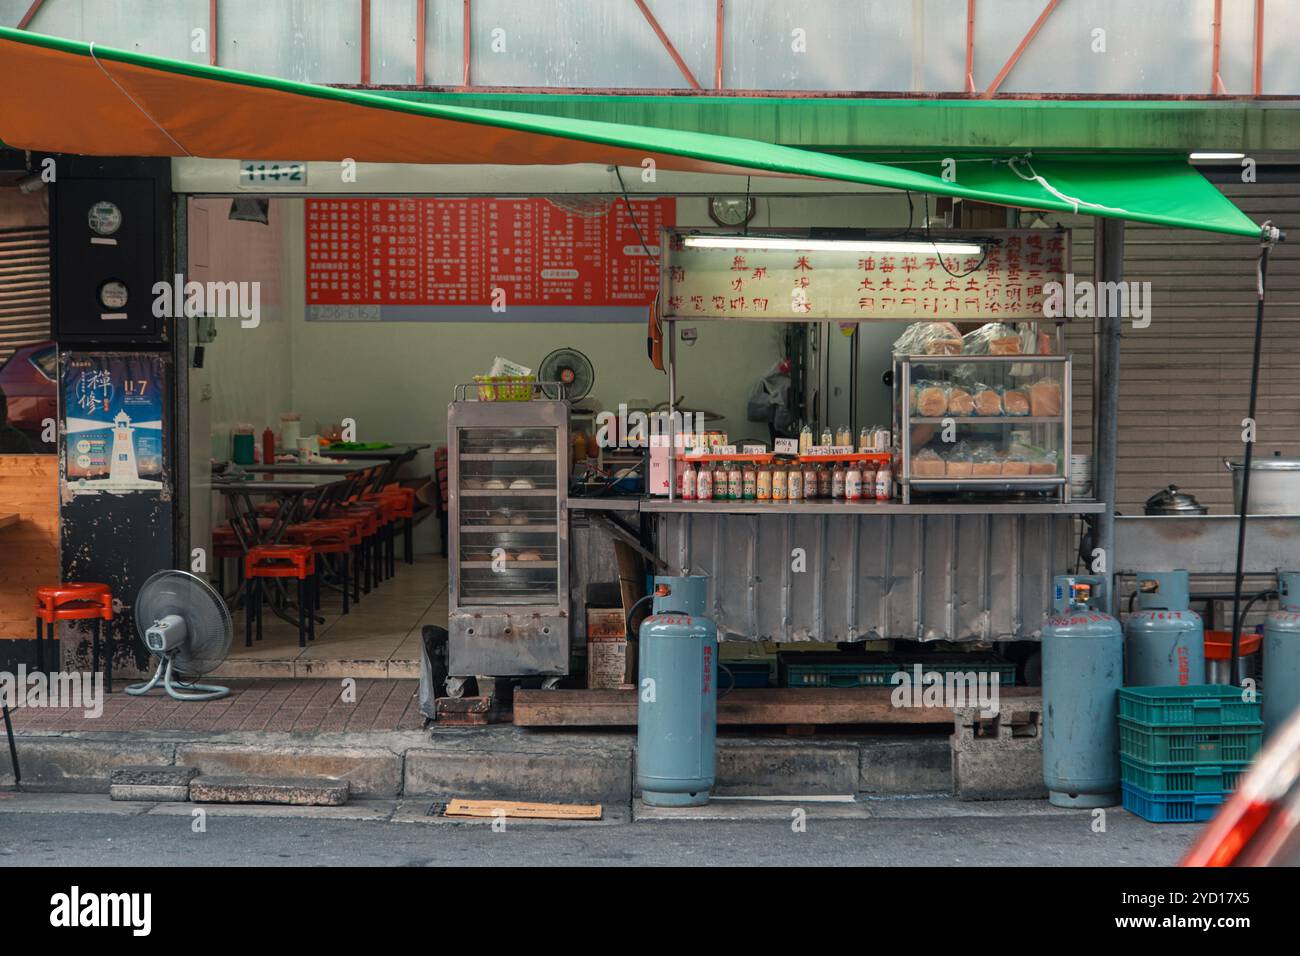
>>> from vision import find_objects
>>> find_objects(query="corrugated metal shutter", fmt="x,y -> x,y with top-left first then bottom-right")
1062,183 -> 1300,515
0,224 -> 51,365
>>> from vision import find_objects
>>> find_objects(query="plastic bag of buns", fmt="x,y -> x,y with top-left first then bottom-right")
894,322 -> 963,357
963,322 -> 1022,356
973,385 -> 1002,417
1028,451 -> 1058,476
915,381 -> 949,417
1002,388 -> 1030,416
970,444 -> 1003,477
1029,379 -> 1063,417
945,442 -> 974,478
946,385 -> 975,417
913,447 -> 947,477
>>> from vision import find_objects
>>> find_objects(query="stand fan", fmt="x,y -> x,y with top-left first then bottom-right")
125,570 -> 233,701
539,347 -> 595,402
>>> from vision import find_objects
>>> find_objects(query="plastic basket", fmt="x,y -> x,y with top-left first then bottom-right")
1118,684 -> 1261,727
473,375 -> 536,402
1119,755 -> 1248,795
779,654 -> 1016,689
1121,782 -> 1225,824
1119,718 -> 1263,765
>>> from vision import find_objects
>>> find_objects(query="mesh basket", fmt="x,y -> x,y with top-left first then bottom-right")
474,375 -> 536,402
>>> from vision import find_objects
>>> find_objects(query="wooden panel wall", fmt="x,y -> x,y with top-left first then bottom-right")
0,455 -> 58,637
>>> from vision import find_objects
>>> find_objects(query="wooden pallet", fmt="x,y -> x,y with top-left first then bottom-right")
513,687 -> 1043,728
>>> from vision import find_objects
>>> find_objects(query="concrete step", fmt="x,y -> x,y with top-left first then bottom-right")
3,727 -> 957,802
109,765 -> 197,802
189,775 -> 350,806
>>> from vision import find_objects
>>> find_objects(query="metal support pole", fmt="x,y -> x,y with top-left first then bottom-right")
849,326 -> 859,440
1094,218 -> 1124,615
1230,224 -> 1282,684
667,319 -> 676,502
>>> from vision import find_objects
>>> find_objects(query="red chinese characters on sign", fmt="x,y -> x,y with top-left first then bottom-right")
305,197 -> 674,307
664,232 -> 1066,320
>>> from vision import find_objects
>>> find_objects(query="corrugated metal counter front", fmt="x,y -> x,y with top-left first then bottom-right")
643,500 -> 1105,644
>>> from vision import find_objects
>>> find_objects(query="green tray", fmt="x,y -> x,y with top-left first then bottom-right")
1119,685 -> 1261,727
1120,755 -> 1249,795
1119,718 -> 1263,765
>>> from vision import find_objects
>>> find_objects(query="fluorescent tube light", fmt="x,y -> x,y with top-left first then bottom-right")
1189,152 -> 1245,160
681,235 -> 983,255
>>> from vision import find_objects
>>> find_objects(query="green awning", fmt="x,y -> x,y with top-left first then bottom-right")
0,25 -> 1262,238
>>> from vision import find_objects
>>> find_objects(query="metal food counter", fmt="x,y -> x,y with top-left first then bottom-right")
568,496 -> 1104,646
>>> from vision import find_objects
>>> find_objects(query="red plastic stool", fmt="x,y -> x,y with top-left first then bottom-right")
35,583 -> 114,692
283,520 -> 361,615
243,545 -> 316,649
335,504 -> 384,593
379,484 -> 417,568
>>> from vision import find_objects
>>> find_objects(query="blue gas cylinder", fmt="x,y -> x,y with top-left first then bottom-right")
1125,569 -> 1204,687
636,575 -> 717,807
1042,575 -> 1124,808
1264,571 -> 1300,738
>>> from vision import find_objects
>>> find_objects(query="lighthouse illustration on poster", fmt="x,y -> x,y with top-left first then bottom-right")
62,353 -> 166,495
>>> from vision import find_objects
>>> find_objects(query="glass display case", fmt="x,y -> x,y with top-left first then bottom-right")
448,395 -> 569,678
894,354 -> 1072,504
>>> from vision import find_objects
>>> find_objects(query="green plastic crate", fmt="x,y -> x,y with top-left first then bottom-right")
1120,755 -> 1249,795
779,654 -> 1016,689
1119,718 -> 1263,765
1119,685 -> 1261,727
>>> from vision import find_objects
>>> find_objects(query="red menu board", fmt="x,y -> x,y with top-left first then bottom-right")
305,197 -> 674,308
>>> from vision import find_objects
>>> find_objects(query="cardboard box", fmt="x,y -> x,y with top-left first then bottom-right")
587,608 -> 635,689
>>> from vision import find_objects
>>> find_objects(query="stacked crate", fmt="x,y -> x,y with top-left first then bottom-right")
1118,685 -> 1263,823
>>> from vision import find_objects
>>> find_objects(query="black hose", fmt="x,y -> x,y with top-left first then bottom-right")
625,593 -> 655,639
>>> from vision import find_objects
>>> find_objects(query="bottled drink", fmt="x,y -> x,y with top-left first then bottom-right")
875,461 -> 893,501
803,462 -> 820,499
831,462 -> 846,500
696,462 -> 713,501
742,462 -> 757,500
818,463 -> 833,498
756,463 -> 773,501
727,464 -> 743,501
836,425 -> 853,447
858,427 -> 871,453
845,461 -> 863,502
820,427 -> 833,448
799,424 -> 814,455
788,464 -> 803,501
772,464 -> 788,502
681,462 -> 696,500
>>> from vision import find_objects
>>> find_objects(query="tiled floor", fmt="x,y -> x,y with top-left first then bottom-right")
8,678 -> 425,733
214,554 -> 448,680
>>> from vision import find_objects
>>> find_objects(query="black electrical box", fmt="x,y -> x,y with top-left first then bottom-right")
51,157 -> 171,345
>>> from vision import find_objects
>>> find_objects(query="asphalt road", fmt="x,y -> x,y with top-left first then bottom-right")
0,794 -> 1196,867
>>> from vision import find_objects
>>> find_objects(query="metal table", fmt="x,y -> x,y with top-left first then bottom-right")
213,472 -> 352,551
328,442 -> 431,491
241,462 -> 382,503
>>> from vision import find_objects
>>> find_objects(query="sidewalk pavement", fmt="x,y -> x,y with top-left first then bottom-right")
7,679 -> 425,734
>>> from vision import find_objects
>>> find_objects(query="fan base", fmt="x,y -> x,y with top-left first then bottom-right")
125,657 -> 229,702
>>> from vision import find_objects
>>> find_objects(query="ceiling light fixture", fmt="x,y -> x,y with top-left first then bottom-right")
682,235 -> 983,256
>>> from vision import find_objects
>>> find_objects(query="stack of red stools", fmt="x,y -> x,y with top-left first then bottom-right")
34,583 -> 115,691
243,545 -> 316,648
283,519 -> 363,615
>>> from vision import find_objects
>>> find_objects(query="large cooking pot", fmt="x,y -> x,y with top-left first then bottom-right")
1225,451 -> 1300,515
1144,484 -> 1208,516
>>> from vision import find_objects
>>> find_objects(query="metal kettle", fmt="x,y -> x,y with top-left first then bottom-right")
1143,484 -> 1208,516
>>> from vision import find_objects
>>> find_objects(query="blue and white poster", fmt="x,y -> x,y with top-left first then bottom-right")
61,353 -> 166,496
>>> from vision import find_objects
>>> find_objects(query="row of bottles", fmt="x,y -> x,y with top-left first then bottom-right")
679,459 -> 892,502
798,424 -> 893,454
